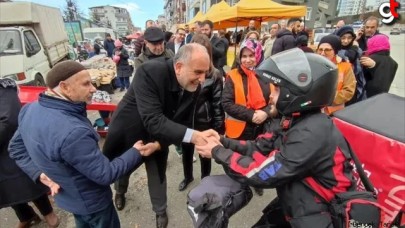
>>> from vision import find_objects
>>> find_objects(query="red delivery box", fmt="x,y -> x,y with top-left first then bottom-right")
333,93 -> 405,225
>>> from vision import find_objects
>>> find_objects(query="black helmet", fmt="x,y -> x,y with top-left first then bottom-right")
255,48 -> 338,116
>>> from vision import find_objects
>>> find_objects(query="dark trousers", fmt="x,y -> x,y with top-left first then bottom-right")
114,147 -> 169,215
182,143 -> 211,180
73,202 -> 120,228
144,147 -> 170,215
11,194 -> 53,222
119,77 -> 130,89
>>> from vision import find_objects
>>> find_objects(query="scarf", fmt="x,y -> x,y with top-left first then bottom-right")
241,66 -> 266,110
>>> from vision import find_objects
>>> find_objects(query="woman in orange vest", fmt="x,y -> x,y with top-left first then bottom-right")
316,35 -> 356,115
222,39 -> 271,196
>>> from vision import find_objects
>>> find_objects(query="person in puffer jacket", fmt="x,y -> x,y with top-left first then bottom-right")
178,34 -> 225,192
196,49 -> 355,228
335,25 -> 367,105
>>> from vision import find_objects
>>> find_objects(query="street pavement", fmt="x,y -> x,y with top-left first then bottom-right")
0,31 -> 403,228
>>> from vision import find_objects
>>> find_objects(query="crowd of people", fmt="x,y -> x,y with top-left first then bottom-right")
0,15 -> 399,228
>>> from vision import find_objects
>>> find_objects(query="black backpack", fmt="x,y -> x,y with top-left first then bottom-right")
307,139 -> 388,228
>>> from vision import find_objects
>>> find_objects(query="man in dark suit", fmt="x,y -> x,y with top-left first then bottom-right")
201,20 -> 227,76
103,43 -> 218,228
184,24 -> 193,44
166,28 -> 185,54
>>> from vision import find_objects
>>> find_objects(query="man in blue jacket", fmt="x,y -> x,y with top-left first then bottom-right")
8,60 -> 159,227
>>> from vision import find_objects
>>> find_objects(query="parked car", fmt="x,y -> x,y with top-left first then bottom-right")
309,33 -> 330,51
390,28 -> 401,35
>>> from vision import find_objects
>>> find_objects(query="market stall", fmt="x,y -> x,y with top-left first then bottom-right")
80,55 -> 117,93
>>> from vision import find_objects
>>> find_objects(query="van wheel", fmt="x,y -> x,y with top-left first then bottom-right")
34,74 -> 46,86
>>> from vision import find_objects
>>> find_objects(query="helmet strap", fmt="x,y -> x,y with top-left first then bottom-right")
280,112 -> 301,130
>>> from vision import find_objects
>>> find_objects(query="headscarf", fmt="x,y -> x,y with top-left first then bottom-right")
239,39 -> 264,67
239,39 -> 266,109
367,34 -> 390,55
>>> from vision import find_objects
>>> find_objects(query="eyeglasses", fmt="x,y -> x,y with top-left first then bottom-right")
317,48 -> 333,54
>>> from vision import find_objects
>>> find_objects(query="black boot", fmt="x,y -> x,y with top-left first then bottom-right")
254,187 -> 264,196
156,212 -> 168,228
114,193 -> 126,211
178,178 -> 194,191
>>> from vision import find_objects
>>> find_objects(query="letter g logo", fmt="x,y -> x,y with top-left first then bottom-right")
379,2 -> 394,24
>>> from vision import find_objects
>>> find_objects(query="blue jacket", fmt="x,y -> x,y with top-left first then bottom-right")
103,39 -> 115,57
9,94 -> 143,215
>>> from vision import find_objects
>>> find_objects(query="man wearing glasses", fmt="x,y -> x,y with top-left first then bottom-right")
166,28 -> 186,54
134,27 -> 174,69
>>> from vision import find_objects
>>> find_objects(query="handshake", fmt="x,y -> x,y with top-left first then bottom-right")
191,129 -> 222,159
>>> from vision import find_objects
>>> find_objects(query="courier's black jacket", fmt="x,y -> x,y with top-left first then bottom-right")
212,112 -> 355,227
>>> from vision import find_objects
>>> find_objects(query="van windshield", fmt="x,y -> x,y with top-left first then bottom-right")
0,30 -> 23,56
84,32 -> 106,41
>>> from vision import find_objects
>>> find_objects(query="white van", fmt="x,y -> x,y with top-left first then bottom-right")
0,2 -> 69,85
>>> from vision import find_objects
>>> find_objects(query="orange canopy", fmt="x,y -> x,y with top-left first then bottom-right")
212,0 -> 307,29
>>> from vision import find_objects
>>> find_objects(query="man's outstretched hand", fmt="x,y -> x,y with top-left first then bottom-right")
191,129 -> 220,146
40,173 -> 60,196
195,136 -> 222,158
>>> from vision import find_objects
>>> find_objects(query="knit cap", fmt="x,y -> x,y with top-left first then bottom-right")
46,60 -> 86,89
318,35 -> 341,54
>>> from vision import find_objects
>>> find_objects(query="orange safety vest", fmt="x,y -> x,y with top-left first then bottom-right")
225,70 -> 247,138
324,62 -> 350,115
224,70 -> 273,138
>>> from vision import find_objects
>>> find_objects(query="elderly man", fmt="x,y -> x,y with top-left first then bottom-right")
135,27 -> 174,69
263,23 -> 280,59
103,43 -> 217,228
8,60 -> 156,227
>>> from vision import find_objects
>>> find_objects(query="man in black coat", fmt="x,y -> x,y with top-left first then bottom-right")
271,18 -> 301,55
201,20 -> 228,76
103,43 -> 218,228
355,16 -> 380,52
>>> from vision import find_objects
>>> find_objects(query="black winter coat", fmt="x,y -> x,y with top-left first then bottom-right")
0,79 -> 48,208
364,50 -> 398,97
211,35 -> 227,69
193,68 -> 225,134
271,29 -> 296,56
213,113 -> 355,227
115,47 -> 132,78
103,59 -> 199,181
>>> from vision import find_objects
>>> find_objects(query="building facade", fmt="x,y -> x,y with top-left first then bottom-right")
89,5 -> 134,37
338,0 -> 367,16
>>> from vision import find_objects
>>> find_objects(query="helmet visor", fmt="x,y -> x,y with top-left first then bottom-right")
257,48 -> 312,88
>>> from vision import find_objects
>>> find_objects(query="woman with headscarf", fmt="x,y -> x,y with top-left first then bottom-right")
360,34 -> 398,97
113,39 -> 132,92
335,25 -> 367,105
316,35 -> 356,115
222,39 -> 270,196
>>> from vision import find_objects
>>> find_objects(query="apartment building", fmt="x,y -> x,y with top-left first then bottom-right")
89,5 -> 135,37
